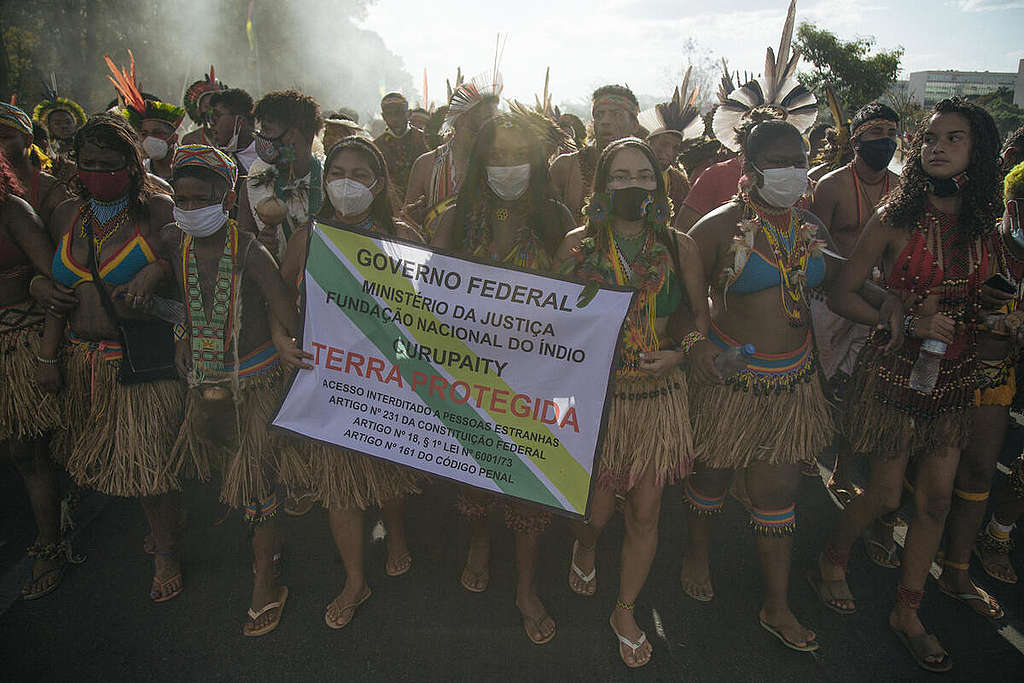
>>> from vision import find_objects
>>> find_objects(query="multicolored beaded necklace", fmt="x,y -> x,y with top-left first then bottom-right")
82,195 -> 131,250
183,220 -> 239,384
743,195 -> 812,327
607,224 -> 660,374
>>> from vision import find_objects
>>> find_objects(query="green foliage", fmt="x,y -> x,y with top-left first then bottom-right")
969,88 -> 1024,139
795,22 -> 903,112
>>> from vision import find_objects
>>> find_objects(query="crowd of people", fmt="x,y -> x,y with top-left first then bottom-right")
3,12 -> 1024,675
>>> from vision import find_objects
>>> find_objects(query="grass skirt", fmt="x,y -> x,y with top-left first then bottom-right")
62,337 -> 185,497
0,302 -> 62,441
171,365 -> 307,510
843,341 -> 973,459
690,327 -> 831,469
307,443 -> 423,511
596,366 -> 692,493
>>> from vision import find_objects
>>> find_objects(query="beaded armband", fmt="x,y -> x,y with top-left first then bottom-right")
677,331 -> 707,355
902,314 -> 918,338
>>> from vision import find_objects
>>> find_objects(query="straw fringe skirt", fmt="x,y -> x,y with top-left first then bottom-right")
690,329 -> 832,469
62,338 -> 185,497
596,366 -> 692,493
307,443 -> 424,511
171,367 -> 308,510
0,303 -> 62,441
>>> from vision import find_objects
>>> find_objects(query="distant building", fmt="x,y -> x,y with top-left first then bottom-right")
907,60 -> 1023,108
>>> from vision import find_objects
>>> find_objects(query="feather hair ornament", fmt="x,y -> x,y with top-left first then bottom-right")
638,66 -> 704,142
821,86 -> 851,167
105,51 -> 185,131
183,65 -> 227,124
32,72 -> 87,127
509,100 -> 577,157
441,35 -> 506,136
711,0 -> 817,152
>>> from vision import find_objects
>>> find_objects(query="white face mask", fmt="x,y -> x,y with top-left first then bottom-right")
327,178 -> 376,217
219,116 -> 243,153
142,136 -> 170,161
174,201 -> 229,238
752,164 -> 808,208
485,164 -> 531,201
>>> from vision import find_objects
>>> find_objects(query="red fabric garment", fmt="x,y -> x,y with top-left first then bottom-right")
682,156 -> 742,216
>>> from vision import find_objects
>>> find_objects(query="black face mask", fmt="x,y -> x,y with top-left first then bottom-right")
609,187 -> 653,221
857,137 -> 897,172
926,171 -> 968,198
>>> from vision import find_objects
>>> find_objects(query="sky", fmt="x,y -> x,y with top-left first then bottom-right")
359,0 -> 1024,110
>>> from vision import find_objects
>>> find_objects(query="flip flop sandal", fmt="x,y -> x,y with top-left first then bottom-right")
806,567 -> 856,615
759,617 -> 819,652
679,567 -> 714,603
21,564 -> 67,601
827,482 -> 863,507
568,539 -> 596,596
324,587 -> 371,630
938,582 -> 1005,619
385,553 -> 413,577
245,586 -> 289,637
150,573 -> 183,603
972,546 -> 1019,585
460,564 -> 489,593
518,606 -> 556,645
862,531 -> 901,569
609,616 -> 651,668
891,626 -> 952,673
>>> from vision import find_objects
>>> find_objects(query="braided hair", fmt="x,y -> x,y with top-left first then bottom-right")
882,98 -> 1002,239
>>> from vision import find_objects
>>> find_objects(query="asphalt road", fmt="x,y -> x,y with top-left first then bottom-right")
2,431 -> 1024,682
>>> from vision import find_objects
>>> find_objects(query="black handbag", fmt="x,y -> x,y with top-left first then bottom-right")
84,220 -> 178,385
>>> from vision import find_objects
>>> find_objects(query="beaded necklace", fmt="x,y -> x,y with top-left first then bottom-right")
183,220 -> 239,384
850,163 -> 890,228
607,224 -> 660,374
81,196 -> 131,250
744,196 -> 812,327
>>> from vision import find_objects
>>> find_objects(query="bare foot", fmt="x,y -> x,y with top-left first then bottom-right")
680,547 -> 713,602
610,605 -> 651,667
460,536 -> 489,592
516,590 -> 556,644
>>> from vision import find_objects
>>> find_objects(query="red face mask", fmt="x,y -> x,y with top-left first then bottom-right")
78,168 -> 131,201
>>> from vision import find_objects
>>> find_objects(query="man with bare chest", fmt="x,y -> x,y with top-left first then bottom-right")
809,103 -> 900,502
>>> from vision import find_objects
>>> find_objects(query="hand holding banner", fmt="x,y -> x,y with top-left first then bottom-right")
272,222 -> 634,518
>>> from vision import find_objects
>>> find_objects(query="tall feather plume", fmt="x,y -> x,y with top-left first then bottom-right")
711,1 -> 816,152
638,65 -> 703,142
105,50 -> 145,114
717,58 -> 735,104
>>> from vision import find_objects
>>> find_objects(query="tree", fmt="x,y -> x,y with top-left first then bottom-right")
794,22 -> 903,112
970,88 -> 1024,139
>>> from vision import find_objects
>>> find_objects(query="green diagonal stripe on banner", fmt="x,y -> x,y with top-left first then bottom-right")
307,228 -> 566,510
316,225 -> 594,511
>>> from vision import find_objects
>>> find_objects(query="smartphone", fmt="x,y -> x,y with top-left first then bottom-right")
984,273 -> 1017,294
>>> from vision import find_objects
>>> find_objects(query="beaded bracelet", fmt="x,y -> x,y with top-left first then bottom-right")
677,330 -> 707,355
36,355 -> 59,365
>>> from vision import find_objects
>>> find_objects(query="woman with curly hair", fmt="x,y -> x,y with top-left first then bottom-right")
556,137 -> 707,667
816,98 -> 1005,673
432,111 -> 575,646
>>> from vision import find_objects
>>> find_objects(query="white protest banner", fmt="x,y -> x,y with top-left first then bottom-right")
272,221 -> 634,518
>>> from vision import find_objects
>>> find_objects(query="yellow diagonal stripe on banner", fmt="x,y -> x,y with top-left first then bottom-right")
322,224 -> 592,512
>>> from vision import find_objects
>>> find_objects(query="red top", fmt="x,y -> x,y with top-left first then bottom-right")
682,156 -> 742,216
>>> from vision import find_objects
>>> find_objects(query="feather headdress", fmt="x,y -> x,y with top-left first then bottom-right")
105,51 -> 185,131
711,0 -> 817,152
32,72 -> 87,128
509,100 -> 577,157
638,66 -> 704,142
819,86 -> 850,167
183,65 -> 226,124
441,34 -> 506,135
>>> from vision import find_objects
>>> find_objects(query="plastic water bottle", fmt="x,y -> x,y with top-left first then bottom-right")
908,339 -> 947,394
715,344 -> 756,379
